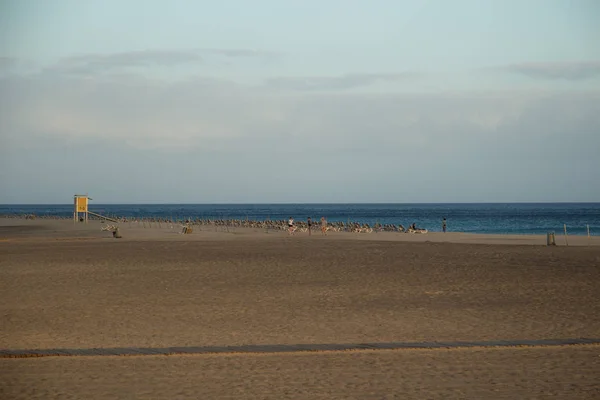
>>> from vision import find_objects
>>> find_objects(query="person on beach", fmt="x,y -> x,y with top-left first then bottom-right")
320,216 -> 327,235
288,217 -> 295,235
307,217 -> 312,235
442,218 -> 447,233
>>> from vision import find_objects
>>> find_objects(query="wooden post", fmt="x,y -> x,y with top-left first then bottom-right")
564,224 -> 568,246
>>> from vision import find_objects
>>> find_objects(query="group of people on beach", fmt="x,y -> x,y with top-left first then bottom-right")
287,216 -> 328,235
287,217 -> 448,235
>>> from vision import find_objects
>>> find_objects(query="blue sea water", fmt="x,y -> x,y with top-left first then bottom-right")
1,203 -> 599,235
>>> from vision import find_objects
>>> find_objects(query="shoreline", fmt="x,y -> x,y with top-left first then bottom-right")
1,217 -> 598,246
2,211 -> 598,238
0,211 -> 599,237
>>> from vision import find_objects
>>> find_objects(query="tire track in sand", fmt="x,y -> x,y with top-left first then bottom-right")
2,338 -> 599,359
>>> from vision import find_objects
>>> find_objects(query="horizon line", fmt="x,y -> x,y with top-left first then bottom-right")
2,201 -> 599,206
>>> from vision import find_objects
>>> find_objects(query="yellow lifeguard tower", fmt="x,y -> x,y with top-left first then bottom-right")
74,194 -> 90,223
73,194 -> 119,223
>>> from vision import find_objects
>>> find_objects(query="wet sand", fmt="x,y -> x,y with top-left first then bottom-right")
1,218 -> 599,399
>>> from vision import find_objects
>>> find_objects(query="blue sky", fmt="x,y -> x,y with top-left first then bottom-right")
1,0 -> 599,203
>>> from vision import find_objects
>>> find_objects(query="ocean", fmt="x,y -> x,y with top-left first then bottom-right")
1,203 -> 598,235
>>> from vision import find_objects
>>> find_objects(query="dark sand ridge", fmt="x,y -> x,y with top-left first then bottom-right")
1,218 -> 599,399
2,346 -> 599,399
3,338 -> 600,359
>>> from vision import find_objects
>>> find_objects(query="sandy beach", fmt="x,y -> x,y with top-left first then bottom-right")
1,218 -> 600,399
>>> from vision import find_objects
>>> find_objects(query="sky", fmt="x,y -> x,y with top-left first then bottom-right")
1,0 -> 599,204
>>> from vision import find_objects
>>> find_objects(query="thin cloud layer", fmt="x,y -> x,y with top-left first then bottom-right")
0,56 -> 17,70
202,48 -> 280,59
501,61 -> 600,80
265,73 -> 418,91
50,50 -> 204,74
41,48 -> 281,75
2,68 -> 598,153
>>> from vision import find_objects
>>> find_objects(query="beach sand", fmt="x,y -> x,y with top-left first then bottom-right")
1,218 -> 599,399
2,346 -> 599,399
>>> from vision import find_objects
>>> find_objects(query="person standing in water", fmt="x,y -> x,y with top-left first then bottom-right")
442,218 -> 447,233
288,216 -> 295,235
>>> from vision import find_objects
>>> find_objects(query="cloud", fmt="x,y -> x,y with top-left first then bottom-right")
265,72 -> 418,91
499,61 -> 600,80
42,48 -> 281,75
2,52 -> 599,202
2,69 -> 598,154
0,56 -> 17,70
202,48 -> 280,59
48,50 -> 204,75
1,67 -> 599,203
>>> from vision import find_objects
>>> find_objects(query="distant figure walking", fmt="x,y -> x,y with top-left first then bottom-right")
442,218 -> 447,233
307,217 -> 312,235
320,216 -> 327,235
288,216 -> 295,235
